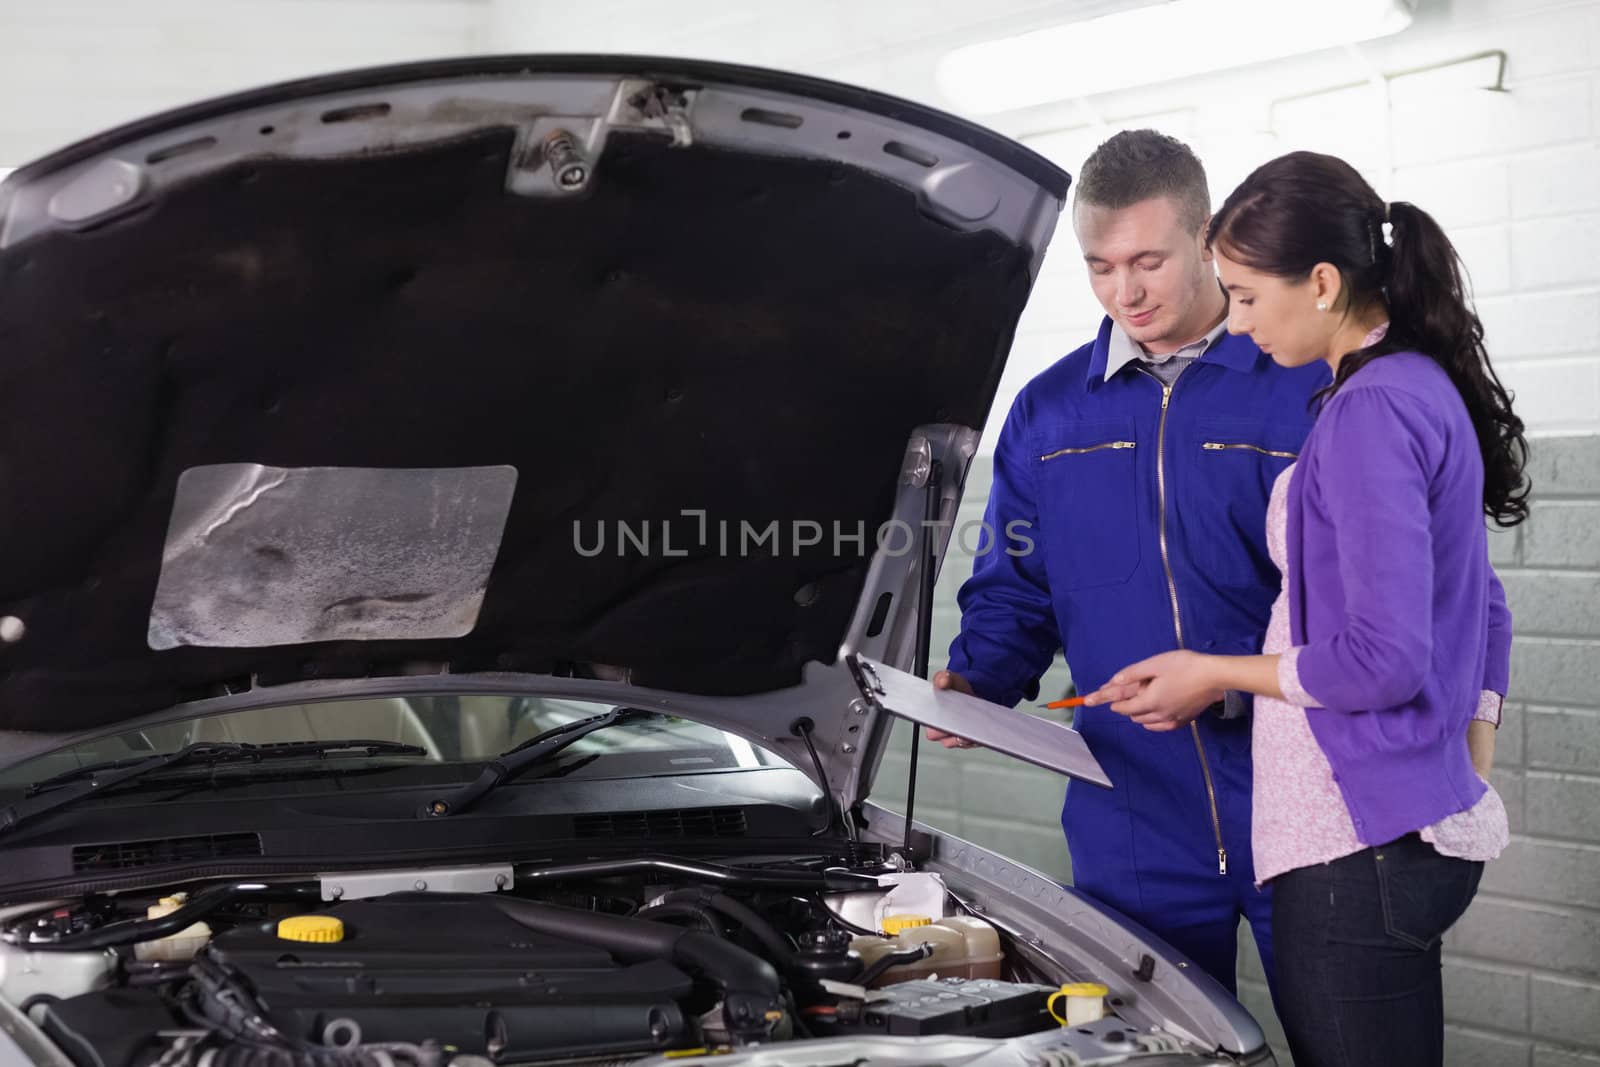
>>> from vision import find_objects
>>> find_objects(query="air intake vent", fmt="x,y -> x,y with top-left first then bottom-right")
573,808 -> 748,839
72,832 -> 263,873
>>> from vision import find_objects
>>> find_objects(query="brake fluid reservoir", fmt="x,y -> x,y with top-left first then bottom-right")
850,914 -> 1003,986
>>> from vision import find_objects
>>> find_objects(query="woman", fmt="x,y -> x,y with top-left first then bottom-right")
1084,151 -> 1527,1067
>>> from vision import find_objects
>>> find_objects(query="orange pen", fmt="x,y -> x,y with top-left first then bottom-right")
1042,696 -> 1088,709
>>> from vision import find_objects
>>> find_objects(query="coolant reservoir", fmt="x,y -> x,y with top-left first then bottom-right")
827,871 -> 946,933
850,914 -> 1002,986
133,895 -> 212,962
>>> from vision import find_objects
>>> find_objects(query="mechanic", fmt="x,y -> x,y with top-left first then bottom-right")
928,130 -> 1327,996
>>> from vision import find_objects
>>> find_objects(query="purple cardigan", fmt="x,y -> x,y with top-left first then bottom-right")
1286,351 -> 1513,847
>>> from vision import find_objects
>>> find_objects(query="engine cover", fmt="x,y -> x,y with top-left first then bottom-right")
209,895 -> 694,1059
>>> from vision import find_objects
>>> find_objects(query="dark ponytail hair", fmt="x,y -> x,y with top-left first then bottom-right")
1208,151 -> 1530,527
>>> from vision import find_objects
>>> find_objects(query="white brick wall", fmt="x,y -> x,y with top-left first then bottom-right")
975,0 -> 1600,445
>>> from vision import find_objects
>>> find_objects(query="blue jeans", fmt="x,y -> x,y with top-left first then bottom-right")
1271,833 -> 1483,1067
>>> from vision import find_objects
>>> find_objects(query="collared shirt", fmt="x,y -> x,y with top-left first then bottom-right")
1104,317 -> 1230,385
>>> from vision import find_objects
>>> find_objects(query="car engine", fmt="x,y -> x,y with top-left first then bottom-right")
0,861 -> 1209,1067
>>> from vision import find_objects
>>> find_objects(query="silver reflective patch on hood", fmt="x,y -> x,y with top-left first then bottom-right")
149,464 -> 517,649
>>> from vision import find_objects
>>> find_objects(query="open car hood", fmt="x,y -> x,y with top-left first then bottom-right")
0,56 -> 1100,807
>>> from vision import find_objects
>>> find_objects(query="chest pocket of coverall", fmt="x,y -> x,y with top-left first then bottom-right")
1033,418 -> 1141,590
1187,415 -> 1302,588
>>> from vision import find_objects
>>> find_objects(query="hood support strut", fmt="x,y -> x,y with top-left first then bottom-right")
901,456 -> 944,863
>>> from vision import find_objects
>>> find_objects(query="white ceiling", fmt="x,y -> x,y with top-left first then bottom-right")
486,0 -> 1164,110
0,0 -> 1159,162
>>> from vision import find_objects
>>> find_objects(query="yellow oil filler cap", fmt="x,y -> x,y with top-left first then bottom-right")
880,914 -> 933,935
276,915 -> 345,943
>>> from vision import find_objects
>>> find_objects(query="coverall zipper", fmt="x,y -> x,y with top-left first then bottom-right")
1147,368 -> 1228,877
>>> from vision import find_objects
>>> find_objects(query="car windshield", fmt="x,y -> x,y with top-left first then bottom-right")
0,696 -> 793,790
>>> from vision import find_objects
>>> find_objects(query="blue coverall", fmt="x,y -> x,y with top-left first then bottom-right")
948,318 -> 1328,993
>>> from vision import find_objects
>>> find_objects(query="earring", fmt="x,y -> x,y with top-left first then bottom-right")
1316,301 -> 1329,311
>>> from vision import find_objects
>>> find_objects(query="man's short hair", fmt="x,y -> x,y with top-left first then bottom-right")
1074,130 -> 1211,234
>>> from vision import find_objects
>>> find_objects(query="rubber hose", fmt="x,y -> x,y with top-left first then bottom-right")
19,883 -> 319,952
856,942 -> 934,987
633,902 -> 727,938
490,896 -> 780,1043
660,889 -> 795,967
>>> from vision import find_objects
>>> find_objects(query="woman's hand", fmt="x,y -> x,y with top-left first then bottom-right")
1467,719 -> 1496,779
1084,651 -> 1226,732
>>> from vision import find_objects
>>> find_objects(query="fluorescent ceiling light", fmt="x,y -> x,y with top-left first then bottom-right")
937,0 -> 1415,114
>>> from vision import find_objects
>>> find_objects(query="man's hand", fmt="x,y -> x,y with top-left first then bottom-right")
926,670 -> 980,749
1083,651 -> 1224,732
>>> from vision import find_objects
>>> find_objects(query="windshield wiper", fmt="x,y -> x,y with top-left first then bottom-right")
422,707 -> 651,819
0,740 -> 427,835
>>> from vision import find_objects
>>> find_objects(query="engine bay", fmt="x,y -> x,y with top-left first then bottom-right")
0,858 -> 1211,1067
